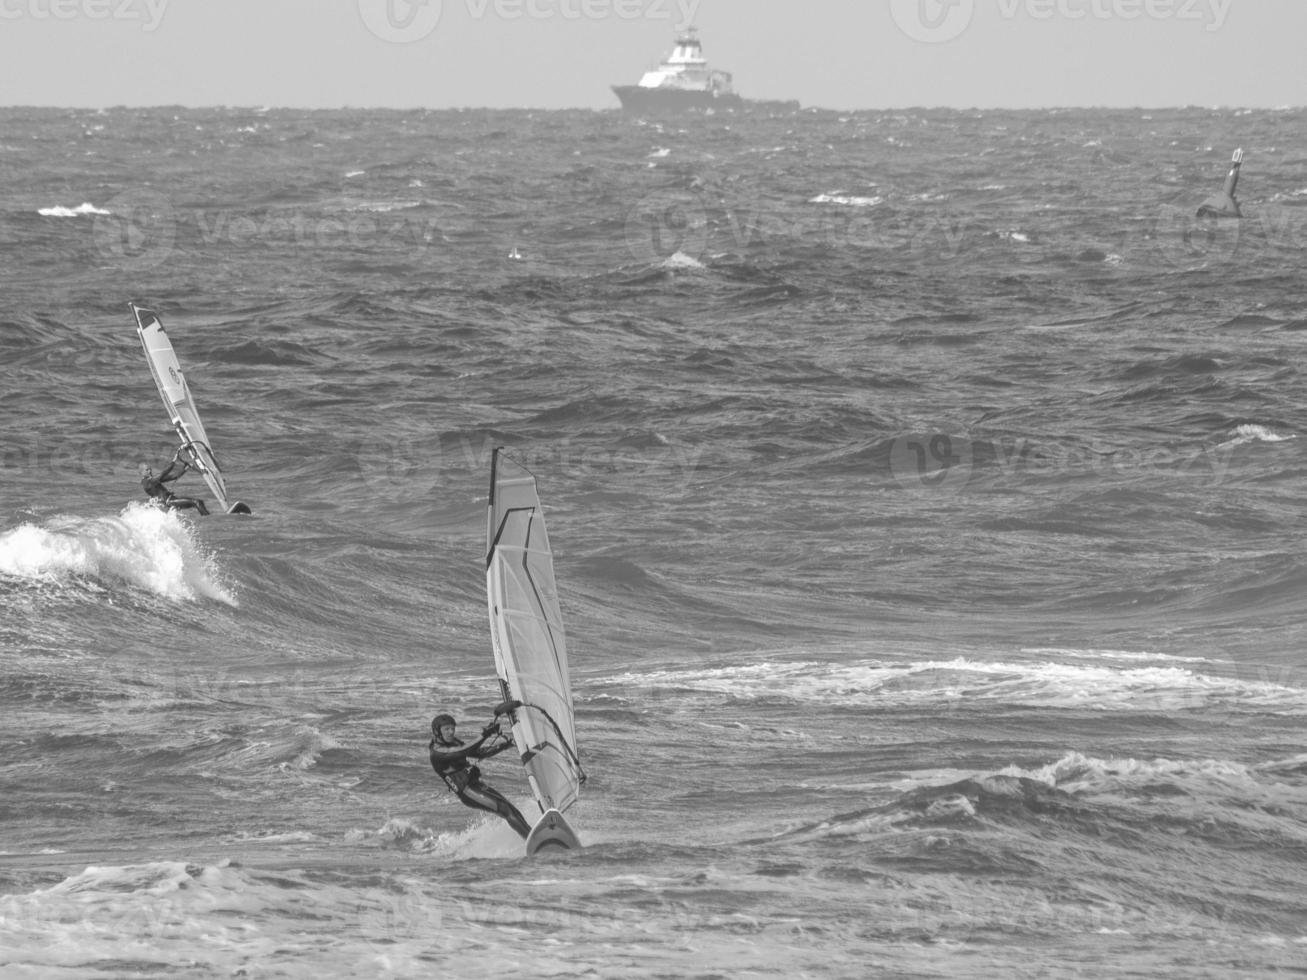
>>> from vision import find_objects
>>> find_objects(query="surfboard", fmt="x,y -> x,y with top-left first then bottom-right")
131,303 -> 252,516
525,808 -> 582,855
486,448 -> 586,855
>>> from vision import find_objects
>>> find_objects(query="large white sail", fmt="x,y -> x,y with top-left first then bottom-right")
485,449 -> 583,818
132,302 -> 236,513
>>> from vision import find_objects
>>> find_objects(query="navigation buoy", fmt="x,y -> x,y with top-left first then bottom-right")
1196,147 -> 1244,219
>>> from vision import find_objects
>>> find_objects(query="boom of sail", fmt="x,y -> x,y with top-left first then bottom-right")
485,449 -> 584,818
132,302 -> 242,514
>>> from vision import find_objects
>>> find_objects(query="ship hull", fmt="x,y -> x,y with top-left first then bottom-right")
612,85 -> 796,114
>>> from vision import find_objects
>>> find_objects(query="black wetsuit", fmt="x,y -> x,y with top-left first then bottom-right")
142,457 -> 209,515
429,731 -> 531,839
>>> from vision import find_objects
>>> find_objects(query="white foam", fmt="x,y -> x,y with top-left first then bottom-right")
377,813 -> 524,860
0,504 -> 236,604
0,861 -> 272,972
660,250 -> 704,270
37,202 -> 109,217
809,192 -> 883,207
608,653 -> 1307,714
1221,423 -> 1295,448
1001,751 -> 1265,795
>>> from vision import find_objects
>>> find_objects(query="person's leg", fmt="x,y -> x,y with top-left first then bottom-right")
459,782 -> 531,839
168,497 -> 207,515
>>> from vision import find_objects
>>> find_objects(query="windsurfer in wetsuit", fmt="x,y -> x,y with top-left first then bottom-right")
428,712 -> 531,839
140,447 -> 210,515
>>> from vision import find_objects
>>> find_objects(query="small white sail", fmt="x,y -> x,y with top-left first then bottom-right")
132,303 -> 243,514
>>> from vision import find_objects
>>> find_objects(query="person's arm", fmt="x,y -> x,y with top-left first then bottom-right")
472,723 -> 514,758
429,735 -> 492,766
478,739 -> 514,759
158,459 -> 186,483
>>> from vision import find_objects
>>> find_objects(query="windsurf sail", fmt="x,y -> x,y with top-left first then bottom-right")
486,448 -> 584,819
131,302 -> 238,513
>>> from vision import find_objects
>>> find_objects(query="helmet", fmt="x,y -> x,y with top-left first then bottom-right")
431,714 -> 455,737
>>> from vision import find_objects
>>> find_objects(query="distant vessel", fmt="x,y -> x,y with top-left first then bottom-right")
611,28 -> 799,114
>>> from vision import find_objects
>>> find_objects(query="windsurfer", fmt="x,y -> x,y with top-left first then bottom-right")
428,712 -> 531,839
140,447 -> 210,515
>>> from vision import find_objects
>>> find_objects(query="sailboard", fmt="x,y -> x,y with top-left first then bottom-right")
485,448 -> 585,855
131,302 -> 252,516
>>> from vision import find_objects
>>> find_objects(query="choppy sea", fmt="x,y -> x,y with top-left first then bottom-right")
2,105 -> 1306,979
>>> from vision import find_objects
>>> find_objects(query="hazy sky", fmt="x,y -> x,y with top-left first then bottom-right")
1,0 -> 1305,110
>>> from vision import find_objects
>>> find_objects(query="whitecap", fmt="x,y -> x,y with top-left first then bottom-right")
809,193 -> 883,207
37,202 -> 109,217
0,504 -> 236,604
660,250 -> 704,270
1221,423 -> 1295,448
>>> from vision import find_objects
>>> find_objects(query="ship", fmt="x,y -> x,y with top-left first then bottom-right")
611,28 -> 799,114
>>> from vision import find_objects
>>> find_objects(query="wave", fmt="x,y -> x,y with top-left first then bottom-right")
1001,750 -> 1307,800
605,654 -> 1307,714
0,859 -> 446,975
1218,423 -> 1296,448
0,504 -> 236,604
777,748 -> 1307,843
223,338 -> 328,368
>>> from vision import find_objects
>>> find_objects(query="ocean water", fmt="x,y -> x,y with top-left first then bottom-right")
2,105 -> 1306,978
